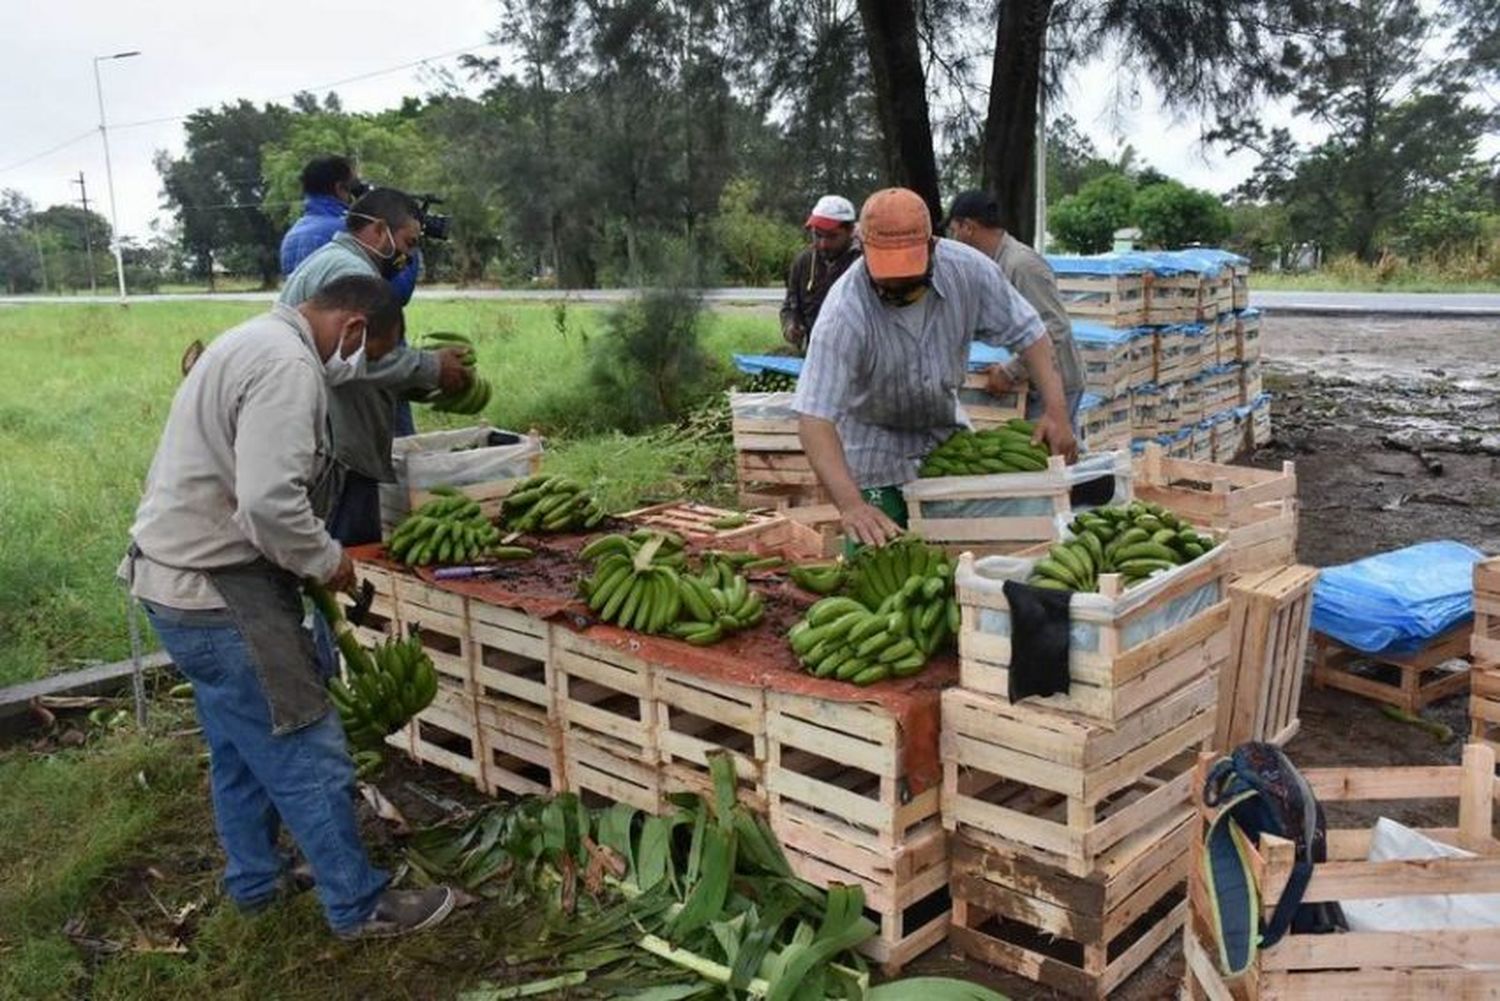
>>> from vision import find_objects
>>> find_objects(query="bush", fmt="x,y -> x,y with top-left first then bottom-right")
713,178 -> 805,286
585,286 -> 718,433
1134,181 -> 1232,249
1049,173 -> 1136,254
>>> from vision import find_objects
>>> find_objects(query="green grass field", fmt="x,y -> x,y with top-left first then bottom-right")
0,299 -> 777,688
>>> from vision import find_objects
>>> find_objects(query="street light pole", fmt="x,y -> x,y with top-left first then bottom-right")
93,50 -> 139,303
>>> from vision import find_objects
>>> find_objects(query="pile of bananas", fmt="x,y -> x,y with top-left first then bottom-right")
918,420 -> 1051,477
420,331 -> 492,414
328,633 -> 439,750
788,561 -> 847,595
1028,501 -> 1218,592
579,534 -> 766,644
742,370 -> 798,392
502,474 -> 607,533
788,537 -> 958,685
388,487 -> 529,566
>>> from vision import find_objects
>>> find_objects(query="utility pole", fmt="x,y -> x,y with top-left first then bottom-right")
71,171 -> 99,295
93,50 -> 140,303
1034,70 -> 1047,253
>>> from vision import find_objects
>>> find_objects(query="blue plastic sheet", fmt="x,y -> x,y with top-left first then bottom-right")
733,354 -> 804,377
1072,320 -> 1137,345
1311,541 -> 1485,654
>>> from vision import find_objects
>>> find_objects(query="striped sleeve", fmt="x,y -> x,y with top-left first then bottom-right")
792,298 -> 856,421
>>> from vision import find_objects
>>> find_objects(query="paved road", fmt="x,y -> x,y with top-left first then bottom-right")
5,287 -> 1500,315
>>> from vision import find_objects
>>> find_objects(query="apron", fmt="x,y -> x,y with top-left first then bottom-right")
129,546 -> 330,735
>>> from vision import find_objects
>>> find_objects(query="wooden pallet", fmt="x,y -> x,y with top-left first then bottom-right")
620,500 -> 822,558
942,677 -> 1213,876
1311,624 -> 1472,715
957,545 -> 1232,727
959,371 -> 1029,431
1472,667 -> 1500,760
767,690 -> 949,973
470,602 -> 563,797
654,666 -> 767,810
903,454 -> 1123,553
1058,274 -> 1148,328
1133,446 -> 1297,577
553,629 -> 661,812
950,814 -> 1190,999
393,576 -> 475,694
1216,565 -> 1318,750
1183,744 -> 1500,1000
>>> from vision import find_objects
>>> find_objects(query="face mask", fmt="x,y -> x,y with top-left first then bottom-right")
323,324 -> 368,387
873,275 -> 930,307
349,212 -> 405,276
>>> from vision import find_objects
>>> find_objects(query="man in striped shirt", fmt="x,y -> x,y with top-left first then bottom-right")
793,187 -> 1077,546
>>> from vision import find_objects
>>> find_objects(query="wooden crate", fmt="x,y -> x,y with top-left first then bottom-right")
1235,309 -> 1262,363
1180,328 -> 1209,383
1214,410 -> 1249,464
1129,330 -> 1157,389
385,427 -> 543,529
1251,393 -> 1272,447
620,500 -> 822,558
941,677 -> 1213,876
774,501 -> 843,558
1131,385 -> 1162,439
1133,446 -> 1297,577
1215,565 -> 1318,750
1158,384 -> 1184,434
392,682 -> 484,785
951,816 -> 1190,999
1147,274 -> 1202,326
1311,624 -> 1472,715
553,629 -> 661,812
393,575 -> 474,694
959,371 -> 1029,431
1190,422 -> 1215,463
1179,379 -> 1206,431
730,393 -> 799,453
737,481 -> 831,512
1201,366 -> 1239,415
767,690 -> 949,972
347,561 -> 402,651
956,544 -> 1232,727
736,450 -> 819,489
1231,266 -> 1250,311
1075,330 -> 1134,400
1183,744 -> 1500,1000
654,666 -> 767,810
1207,275 -> 1234,319
1155,327 -> 1186,385
1473,557 -> 1500,664
470,602 -> 562,797
1057,273 -> 1148,328
1472,667 -> 1500,759
1238,361 -> 1264,406
903,453 -> 1128,553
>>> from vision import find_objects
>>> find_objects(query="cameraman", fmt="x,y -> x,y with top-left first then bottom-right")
280,156 -> 421,306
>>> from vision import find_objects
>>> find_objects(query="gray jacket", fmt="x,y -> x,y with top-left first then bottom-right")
124,305 -> 343,609
279,232 -> 441,481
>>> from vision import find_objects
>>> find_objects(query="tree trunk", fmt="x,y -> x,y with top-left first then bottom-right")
981,0 -> 1053,246
855,0 -> 943,226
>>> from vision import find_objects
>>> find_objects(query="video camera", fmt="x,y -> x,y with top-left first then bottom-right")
347,181 -> 450,241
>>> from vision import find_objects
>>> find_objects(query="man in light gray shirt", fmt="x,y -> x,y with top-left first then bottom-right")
793,187 -> 1078,547
944,189 -> 1085,423
124,276 -> 456,940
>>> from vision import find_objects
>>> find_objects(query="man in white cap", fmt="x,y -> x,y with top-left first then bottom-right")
780,195 -> 861,354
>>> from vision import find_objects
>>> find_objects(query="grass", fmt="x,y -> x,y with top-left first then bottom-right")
0,298 -> 776,687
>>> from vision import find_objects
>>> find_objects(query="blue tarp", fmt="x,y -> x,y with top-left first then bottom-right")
734,341 -> 1017,379
1078,392 -> 1105,413
1072,320 -> 1137,345
1312,541 -> 1485,654
1047,248 -> 1245,278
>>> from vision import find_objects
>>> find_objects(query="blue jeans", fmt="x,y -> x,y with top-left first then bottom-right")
147,608 -> 388,931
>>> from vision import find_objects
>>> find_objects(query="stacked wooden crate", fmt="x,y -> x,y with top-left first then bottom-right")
944,543 -> 1233,997
731,392 -> 818,501
1055,268 -> 1148,328
1471,557 -> 1500,758
386,575 -> 483,783
1215,565 -> 1319,750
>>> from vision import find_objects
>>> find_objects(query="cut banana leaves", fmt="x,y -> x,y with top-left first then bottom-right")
868,979 -> 1012,1000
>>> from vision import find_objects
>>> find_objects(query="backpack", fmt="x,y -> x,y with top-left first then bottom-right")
1200,742 -> 1346,977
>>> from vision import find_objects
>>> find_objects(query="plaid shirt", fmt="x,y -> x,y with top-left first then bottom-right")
793,238 -> 1045,488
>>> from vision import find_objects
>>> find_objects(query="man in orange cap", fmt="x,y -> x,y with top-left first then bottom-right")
792,187 -> 1077,547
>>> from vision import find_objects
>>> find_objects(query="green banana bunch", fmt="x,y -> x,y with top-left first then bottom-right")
420,331 -> 493,415
387,486 -> 519,567
743,370 -> 798,392
918,419 -> 1051,477
501,473 -> 606,534
1028,500 -> 1218,593
789,536 -> 957,685
665,555 -> 764,645
578,532 -> 687,635
327,632 -> 440,751
788,560 -> 847,595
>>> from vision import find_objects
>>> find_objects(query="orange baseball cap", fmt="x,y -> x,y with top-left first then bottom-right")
859,188 -> 932,281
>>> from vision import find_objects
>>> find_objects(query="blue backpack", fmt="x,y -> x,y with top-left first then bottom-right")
1201,742 -> 1346,976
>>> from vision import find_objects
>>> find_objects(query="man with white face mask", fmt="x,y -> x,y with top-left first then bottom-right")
121,275 -> 458,940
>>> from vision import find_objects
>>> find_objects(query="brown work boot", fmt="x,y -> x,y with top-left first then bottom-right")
336,886 -> 456,940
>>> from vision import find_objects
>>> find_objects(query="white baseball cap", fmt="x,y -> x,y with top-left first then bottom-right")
806,195 -> 856,229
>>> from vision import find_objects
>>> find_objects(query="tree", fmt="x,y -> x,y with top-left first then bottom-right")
713,178 -> 804,285
1133,181 -> 1232,248
856,0 -> 943,223
156,100 -> 293,287
1049,173 -> 1135,253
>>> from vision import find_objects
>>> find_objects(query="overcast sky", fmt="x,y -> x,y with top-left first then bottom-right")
4,0 -> 1294,242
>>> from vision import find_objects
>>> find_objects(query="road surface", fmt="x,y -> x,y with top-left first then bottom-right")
5,287 -> 1500,315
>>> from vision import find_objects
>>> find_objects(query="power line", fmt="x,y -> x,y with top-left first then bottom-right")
1,39 -> 500,171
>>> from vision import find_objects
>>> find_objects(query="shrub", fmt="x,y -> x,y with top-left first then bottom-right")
585,286 -> 718,433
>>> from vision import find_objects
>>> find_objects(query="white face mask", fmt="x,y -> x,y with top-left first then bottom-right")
323,324 -> 368,386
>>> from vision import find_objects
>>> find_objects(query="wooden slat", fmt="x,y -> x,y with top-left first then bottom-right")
1261,927 -> 1500,971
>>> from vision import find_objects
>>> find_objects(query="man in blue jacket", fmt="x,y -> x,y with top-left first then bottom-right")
280,156 -> 423,433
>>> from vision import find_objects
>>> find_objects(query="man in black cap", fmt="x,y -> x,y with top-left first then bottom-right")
944,190 -> 1085,424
